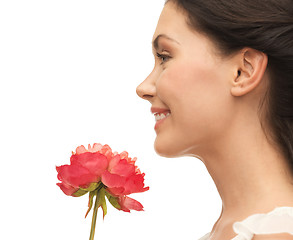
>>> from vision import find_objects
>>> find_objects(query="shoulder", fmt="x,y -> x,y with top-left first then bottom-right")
233,207 -> 293,240
252,233 -> 293,240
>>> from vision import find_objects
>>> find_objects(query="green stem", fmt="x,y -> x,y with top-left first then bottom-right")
89,191 -> 99,240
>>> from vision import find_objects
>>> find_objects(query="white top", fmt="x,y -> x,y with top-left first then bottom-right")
199,207 -> 293,240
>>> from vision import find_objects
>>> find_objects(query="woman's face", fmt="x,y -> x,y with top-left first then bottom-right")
136,2 -> 237,158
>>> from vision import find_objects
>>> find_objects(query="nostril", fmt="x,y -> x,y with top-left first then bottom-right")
142,94 -> 154,100
136,80 -> 156,100
136,85 -> 154,100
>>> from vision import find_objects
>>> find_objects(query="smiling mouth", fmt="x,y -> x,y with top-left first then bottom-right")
154,112 -> 171,122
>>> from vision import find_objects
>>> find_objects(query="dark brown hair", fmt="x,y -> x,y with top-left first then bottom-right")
167,0 -> 293,171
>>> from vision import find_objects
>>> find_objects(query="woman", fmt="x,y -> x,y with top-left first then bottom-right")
136,0 -> 293,239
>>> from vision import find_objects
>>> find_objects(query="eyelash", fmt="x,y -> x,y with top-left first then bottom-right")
156,52 -> 171,65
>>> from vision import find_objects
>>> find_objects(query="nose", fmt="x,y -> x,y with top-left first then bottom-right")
136,69 -> 156,102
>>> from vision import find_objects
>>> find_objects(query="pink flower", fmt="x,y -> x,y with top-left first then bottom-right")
56,143 -> 149,214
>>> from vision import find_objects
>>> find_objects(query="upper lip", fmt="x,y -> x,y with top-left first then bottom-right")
151,107 -> 171,114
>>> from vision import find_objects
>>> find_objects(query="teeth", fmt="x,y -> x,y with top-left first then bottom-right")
155,112 -> 170,121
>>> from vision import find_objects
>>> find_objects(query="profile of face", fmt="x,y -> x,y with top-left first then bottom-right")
136,2 -> 241,158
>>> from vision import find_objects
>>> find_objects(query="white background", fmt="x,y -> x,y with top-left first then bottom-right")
0,1 -> 220,239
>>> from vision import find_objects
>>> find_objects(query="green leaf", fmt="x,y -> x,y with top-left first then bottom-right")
105,191 -> 121,210
72,188 -> 88,197
85,191 -> 96,218
97,188 -> 107,219
81,182 -> 101,192
73,182 -> 101,198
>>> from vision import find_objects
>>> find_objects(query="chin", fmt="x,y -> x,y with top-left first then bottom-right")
154,134 -> 204,160
154,137 -> 185,158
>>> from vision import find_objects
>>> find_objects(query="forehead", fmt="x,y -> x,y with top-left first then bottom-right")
152,2 -> 190,43
152,2 -> 222,58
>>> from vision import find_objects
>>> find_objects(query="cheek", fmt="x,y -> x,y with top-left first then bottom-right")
158,59 -> 221,111
157,60 -> 233,144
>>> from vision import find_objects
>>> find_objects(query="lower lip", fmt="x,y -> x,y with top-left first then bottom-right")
154,115 -> 170,130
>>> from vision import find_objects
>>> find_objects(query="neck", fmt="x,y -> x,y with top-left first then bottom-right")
194,113 -> 293,220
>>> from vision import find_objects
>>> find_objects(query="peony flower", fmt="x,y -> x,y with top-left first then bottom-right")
56,143 -> 149,240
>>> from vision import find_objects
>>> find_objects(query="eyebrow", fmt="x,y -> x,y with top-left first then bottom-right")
152,34 -> 180,51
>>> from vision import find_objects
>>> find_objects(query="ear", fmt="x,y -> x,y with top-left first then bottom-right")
231,48 -> 268,97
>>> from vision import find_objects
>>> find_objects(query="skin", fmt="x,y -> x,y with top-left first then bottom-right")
136,2 -> 293,240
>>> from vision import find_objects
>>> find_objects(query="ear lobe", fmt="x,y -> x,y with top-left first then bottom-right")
231,48 -> 268,97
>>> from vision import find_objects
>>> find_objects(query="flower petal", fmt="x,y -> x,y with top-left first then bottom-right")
56,164 -> 97,188
110,159 -> 136,177
56,182 -> 79,196
98,144 -> 114,160
75,145 -> 88,154
106,187 -> 125,196
123,173 -> 149,195
101,171 -> 126,188
118,196 -> 144,212
108,154 -> 121,171
70,152 -> 108,176
90,143 -> 103,152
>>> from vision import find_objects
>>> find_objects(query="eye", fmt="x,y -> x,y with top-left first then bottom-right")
156,52 -> 171,65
